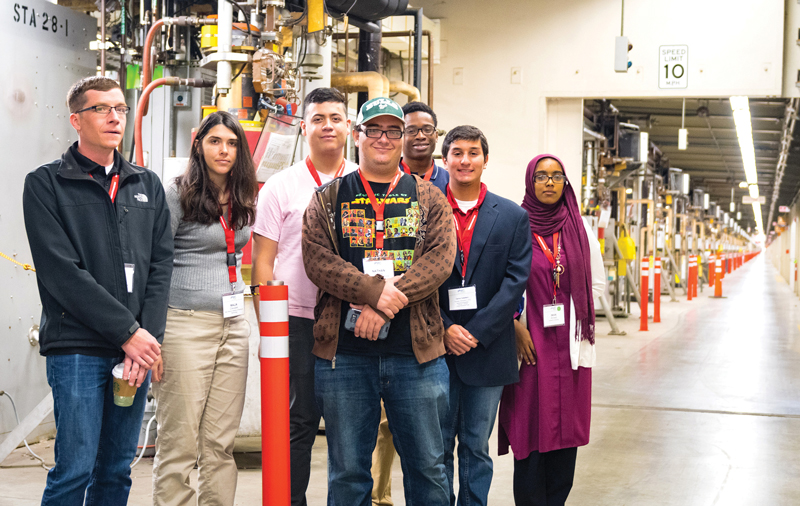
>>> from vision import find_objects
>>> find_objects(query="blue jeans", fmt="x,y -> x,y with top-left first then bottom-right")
441,371 -> 504,506
42,354 -> 150,506
315,354 -> 450,506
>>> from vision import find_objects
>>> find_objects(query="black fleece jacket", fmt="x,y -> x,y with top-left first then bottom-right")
23,144 -> 173,357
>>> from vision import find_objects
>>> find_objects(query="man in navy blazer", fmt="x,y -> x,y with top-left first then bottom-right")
438,126 -> 532,506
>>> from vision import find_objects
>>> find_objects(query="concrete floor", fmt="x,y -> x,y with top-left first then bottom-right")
3,254 -> 800,505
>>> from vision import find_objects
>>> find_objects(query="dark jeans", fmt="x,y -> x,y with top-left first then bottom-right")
441,372 -> 504,506
315,354 -> 450,506
513,447 -> 578,506
289,316 -> 322,506
41,354 -> 150,506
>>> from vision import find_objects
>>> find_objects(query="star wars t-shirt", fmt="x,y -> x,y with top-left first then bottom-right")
336,171 -> 420,356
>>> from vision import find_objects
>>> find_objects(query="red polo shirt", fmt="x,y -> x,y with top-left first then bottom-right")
446,183 -> 488,276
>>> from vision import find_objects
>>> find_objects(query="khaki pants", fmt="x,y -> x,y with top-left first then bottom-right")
371,401 -> 397,506
152,308 -> 250,506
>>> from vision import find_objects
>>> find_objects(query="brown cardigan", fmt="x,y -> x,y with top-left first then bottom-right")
302,173 -> 456,364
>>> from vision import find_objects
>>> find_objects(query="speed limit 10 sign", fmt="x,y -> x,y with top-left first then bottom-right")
659,45 -> 688,89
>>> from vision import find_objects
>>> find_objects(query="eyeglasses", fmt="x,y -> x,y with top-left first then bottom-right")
359,127 -> 404,139
75,105 -> 131,115
404,125 -> 436,136
533,172 -> 566,184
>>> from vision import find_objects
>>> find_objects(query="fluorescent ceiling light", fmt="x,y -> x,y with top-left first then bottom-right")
682,173 -> 690,195
748,185 -> 759,199
730,96 -> 759,187
752,202 -> 763,233
730,201 -> 735,212
703,193 -> 710,209
678,128 -> 688,150
737,211 -> 742,220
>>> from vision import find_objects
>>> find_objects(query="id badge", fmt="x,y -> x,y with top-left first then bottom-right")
124,263 -> 135,293
543,304 -> 565,327
363,258 -> 395,279
222,291 -> 245,318
448,285 -> 478,311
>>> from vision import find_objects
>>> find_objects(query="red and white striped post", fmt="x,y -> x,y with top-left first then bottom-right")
653,257 -> 661,323
687,255 -> 694,301
692,256 -> 699,298
639,258 -> 649,331
714,257 -> 724,298
708,254 -> 715,288
259,281 -> 290,506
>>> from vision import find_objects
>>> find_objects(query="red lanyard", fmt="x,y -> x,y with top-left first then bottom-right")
90,173 -> 120,202
218,200 -> 237,285
534,232 -> 560,302
358,169 -> 402,250
400,160 -> 434,181
453,213 -> 478,281
306,156 -> 345,186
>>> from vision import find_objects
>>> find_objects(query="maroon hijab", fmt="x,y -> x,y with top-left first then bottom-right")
521,154 -> 595,343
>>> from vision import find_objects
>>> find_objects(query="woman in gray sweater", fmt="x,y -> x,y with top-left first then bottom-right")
152,111 -> 258,506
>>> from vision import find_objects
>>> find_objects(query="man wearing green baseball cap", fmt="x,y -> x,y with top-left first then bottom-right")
302,96 -> 456,505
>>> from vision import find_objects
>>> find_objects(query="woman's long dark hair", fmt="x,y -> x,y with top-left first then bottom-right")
176,111 -> 257,230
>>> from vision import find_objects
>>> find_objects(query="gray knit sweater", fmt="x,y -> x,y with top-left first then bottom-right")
166,183 -> 251,312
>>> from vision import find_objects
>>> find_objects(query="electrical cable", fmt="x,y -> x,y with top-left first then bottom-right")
130,414 -> 157,468
226,0 -> 253,46
1,392 -> 51,470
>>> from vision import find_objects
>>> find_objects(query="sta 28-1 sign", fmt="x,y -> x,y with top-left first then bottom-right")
12,3 -> 69,36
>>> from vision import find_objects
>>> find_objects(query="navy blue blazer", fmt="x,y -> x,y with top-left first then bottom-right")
439,190 -> 532,387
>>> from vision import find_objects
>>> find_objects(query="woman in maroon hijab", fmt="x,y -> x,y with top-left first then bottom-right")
498,154 -> 605,506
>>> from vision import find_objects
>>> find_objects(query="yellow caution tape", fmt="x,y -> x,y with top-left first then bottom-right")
0,251 -> 35,272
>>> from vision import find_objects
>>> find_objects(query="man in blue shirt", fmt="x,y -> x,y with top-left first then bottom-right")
400,101 -> 449,194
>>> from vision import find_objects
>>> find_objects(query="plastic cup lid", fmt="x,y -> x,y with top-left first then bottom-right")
112,363 -> 126,379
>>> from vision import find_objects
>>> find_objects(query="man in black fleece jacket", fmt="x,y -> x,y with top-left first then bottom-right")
22,76 -> 173,506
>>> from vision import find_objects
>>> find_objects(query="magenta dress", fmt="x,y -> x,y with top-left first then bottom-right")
498,232 -> 592,458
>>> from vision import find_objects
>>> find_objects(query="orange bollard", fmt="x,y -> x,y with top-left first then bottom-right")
259,282 -> 291,506
708,254 -> 715,288
727,254 -> 732,274
714,257 -> 723,298
640,258 -> 649,331
693,257 -> 699,297
720,254 -> 726,279
687,255 -> 694,301
654,257 -> 662,322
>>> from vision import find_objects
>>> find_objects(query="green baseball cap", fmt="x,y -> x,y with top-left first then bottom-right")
356,97 -> 404,126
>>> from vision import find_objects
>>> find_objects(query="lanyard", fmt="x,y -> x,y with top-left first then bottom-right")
306,156 -> 346,187
534,232 -> 561,304
218,199 -> 237,287
453,213 -> 478,284
358,169 -> 402,250
400,160 -> 434,181
90,173 -> 120,203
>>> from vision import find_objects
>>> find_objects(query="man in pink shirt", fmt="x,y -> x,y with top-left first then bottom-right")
252,87 -> 357,506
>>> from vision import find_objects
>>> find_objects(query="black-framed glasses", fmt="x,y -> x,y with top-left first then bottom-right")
534,172 -> 566,184
359,126 -> 404,139
404,125 -> 436,137
75,105 -> 131,115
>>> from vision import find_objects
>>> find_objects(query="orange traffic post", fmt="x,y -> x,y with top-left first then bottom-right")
708,254 -> 715,288
639,258 -> 649,331
720,254 -> 726,280
713,257 -> 723,298
687,255 -> 694,302
693,256 -> 699,298
653,257 -> 661,322
259,282 -> 291,506
727,254 -> 732,274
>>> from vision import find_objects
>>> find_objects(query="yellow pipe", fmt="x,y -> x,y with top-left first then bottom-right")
331,72 -> 389,100
389,81 -> 421,102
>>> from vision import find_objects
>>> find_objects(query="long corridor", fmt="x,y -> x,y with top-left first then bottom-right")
569,253 -> 800,505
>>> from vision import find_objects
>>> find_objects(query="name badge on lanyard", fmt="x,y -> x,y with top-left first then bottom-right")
219,202 -> 244,318
449,210 -> 479,311
363,258 -> 395,279
535,232 -> 566,327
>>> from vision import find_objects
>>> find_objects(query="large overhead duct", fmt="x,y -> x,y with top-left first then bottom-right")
389,81 -> 421,102
331,72 -> 390,100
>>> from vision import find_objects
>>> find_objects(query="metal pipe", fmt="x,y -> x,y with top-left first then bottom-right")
388,81 -> 420,102
597,294 -> 626,336
217,0 -> 234,95
141,19 -> 165,115
135,77 -> 215,166
583,127 -> 606,141
100,0 -> 106,74
406,8 -> 423,91
357,30 -> 382,110
331,72 -> 389,100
